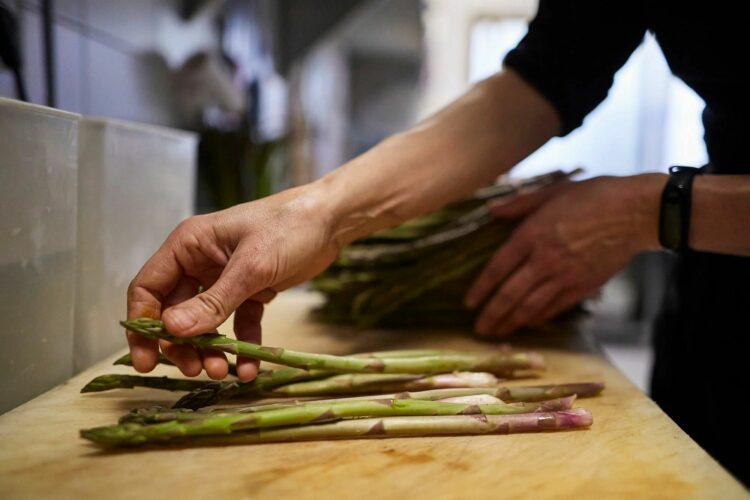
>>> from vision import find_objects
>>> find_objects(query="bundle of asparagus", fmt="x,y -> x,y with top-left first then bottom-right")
311,169 -> 583,329
79,319 -> 602,448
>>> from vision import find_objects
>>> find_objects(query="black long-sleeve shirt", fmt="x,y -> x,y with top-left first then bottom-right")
503,1 -> 749,484
504,0 -> 747,173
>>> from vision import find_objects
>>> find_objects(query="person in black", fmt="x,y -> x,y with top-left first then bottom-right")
500,1 -> 748,483
125,0 -> 749,486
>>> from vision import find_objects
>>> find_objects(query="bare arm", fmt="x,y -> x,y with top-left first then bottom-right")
315,69 -> 560,246
690,175 -> 750,256
126,69 -> 560,378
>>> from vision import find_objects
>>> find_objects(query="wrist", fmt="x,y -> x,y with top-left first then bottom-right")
309,148 -> 408,249
628,173 -> 668,252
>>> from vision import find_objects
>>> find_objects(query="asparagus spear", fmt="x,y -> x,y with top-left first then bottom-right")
250,382 -> 605,410
171,366 -> 332,410
81,395 -> 578,447
83,408 -> 593,448
123,382 -> 603,423
171,349 -> 471,409
271,371 -> 501,396
80,374 -> 211,393
123,318 -> 544,375
172,371 -> 501,409
104,349 -> 458,403
313,169 -> 586,329
122,391 -> 580,424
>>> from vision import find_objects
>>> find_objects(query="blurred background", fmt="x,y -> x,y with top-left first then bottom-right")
0,0 -> 709,403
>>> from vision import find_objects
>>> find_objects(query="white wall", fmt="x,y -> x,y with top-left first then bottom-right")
0,0 -> 220,127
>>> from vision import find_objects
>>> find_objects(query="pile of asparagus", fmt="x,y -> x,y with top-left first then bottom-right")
79,318 -> 603,448
311,169 -> 583,329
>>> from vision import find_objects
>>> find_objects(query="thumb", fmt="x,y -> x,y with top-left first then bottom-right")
489,182 -> 569,219
162,260 -> 266,337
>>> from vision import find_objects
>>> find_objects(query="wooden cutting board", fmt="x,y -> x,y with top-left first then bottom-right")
0,291 -> 745,499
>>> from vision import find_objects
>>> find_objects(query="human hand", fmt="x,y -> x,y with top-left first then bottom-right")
465,174 -> 665,336
126,186 -> 340,380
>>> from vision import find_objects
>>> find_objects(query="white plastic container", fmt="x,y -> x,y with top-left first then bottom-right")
74,117 -> 196,372
0,98 -> 80,413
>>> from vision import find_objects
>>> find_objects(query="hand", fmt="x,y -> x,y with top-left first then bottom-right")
465,174 -> 665,336
126,186 -> 340,381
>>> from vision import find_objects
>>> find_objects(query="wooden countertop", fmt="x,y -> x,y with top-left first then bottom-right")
0,291 -> 745,499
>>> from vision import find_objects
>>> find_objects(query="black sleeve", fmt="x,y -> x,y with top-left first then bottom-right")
504,1 -> 646,136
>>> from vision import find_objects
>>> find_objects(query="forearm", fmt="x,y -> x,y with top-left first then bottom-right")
690,175 -> 750,256
309,69 -> 560,247
634,173 -> 750,257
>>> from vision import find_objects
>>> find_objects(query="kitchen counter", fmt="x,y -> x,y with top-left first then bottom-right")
0,290 -> 745,499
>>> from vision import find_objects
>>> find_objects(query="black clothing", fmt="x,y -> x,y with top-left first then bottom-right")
504,0 -> 749,483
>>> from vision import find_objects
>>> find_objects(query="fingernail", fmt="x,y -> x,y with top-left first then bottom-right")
238,363 -> 258,382
164,307 -> 196,333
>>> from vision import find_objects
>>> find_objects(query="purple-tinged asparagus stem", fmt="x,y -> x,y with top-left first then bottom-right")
119,389 -> 576,424
271,371 -> 502,397
81,397 -> 581,447
86,409 -> 593,448
198,409 -> 594,445
251,382 -> 605,410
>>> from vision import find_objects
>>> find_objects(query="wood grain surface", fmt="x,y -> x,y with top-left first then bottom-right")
0,291 -> 746,499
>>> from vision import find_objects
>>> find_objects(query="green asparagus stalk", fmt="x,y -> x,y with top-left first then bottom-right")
272,371 -> 501,396
104,349 -> 460,403
84,408 -> 593,448
80,374 -> 211,393
172,371 -> 501,410
171,366 -> 332,410
171,351 -> 505,409
123,318 -> 544,375
81,395 -> 578,447
122,392 -> 578,424
249,382 -> 605,411
312,169 -> 585,329
122,382 -> 603,423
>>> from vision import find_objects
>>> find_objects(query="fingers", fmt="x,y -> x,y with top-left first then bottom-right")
474,261 -> 548,335
465,232 -> 531,309
491,280 -> 562,337
162,255 -> 270,337
201,349 -> 229,380
126,332 -> 159,373
489,182 -> 570,219
126,244 -> 183,372
159,276 -> 204,376
160,340 -> 202,377
534,288 -> 588,325
234,300 -> 264,382
250,288 -> 277,304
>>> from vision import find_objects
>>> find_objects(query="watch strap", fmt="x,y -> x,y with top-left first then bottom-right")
659,166 -> 702,252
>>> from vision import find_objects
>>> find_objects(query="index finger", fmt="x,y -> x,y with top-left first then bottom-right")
126,242 -> 183,372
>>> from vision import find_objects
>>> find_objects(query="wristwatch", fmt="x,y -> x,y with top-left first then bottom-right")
659,166 -> 703,252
